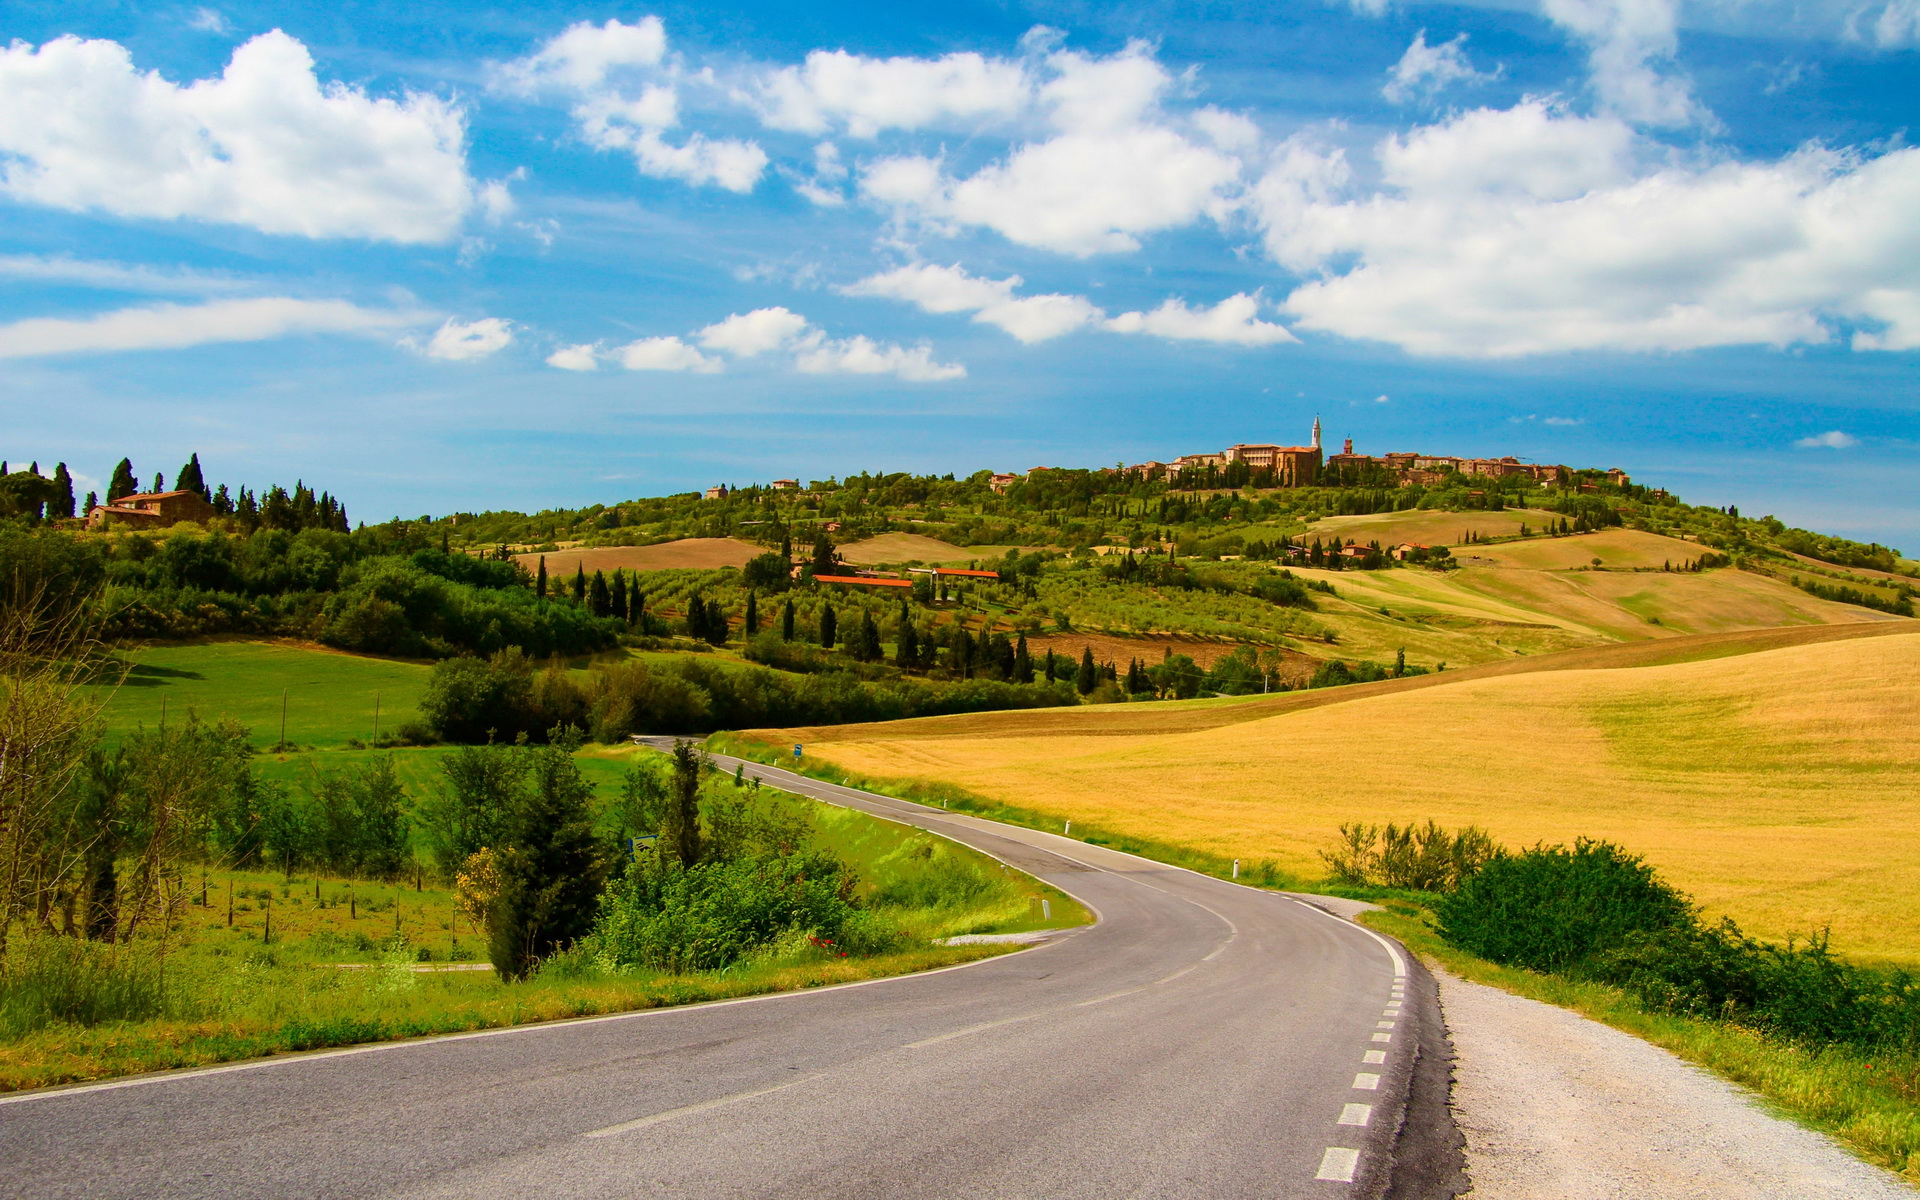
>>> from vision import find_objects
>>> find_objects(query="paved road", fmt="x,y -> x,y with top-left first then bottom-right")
0,744 -> 1461,1199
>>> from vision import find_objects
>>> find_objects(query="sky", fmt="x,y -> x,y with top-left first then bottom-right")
1,0 -> 1916,547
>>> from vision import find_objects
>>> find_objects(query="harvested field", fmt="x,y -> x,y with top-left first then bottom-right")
777,622 -> 1920,964
1461,527 -> 1718,571
1018,631 -> 1309,672
839,533 -> 1035,565
1307,507 -> 1559,548
513,538 -> 762,575
1453,564 -> 1896,640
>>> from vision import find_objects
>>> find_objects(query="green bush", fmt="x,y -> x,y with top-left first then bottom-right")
1435,838 -> 1693,972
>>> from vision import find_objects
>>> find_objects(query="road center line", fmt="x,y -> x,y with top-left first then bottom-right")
582,1075 -> 820,1138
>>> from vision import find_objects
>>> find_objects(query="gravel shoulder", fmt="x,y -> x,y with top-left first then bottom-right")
1439,968 -> 1918,1199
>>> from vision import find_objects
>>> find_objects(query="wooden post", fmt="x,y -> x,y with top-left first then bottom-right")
264,895 -> 271,944
280,689 -> 288,749
227,879 -> 233,927
373,692 -> 380,743
350,890 -> 356,920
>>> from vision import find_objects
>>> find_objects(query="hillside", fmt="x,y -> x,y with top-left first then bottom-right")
761,621 -> 1920,964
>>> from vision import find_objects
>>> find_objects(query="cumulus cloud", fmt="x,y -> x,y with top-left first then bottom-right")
1382,32 -> 1494,104
1251,100 -> 1920,357
844,262 -> 1294,347
615,335 -> 721,372
1105,294 -> 1297,346
415,317 -> 513,361
1796,430 -> 1858,448
0,297 -> 419,359
1539,0 -> 1705,126
756,50 -> 1029,137
0,31 -> 475,242
856,40 -> 1248,256
698,306 -> 811,356
1863,0 -> 1920,45
546,343 -> 600,371
792,333 -> 965,381
499,18 -> 766,193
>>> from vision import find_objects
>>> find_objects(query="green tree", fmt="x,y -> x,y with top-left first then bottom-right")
781,598 -> 796,641
1075,646 -> 1098,695
1014,633 -> 1033,683
175,453 -> 209,501
571,563 -> 587,603
819,602 -> 837,648
611,570 -> 628,623
852,609 -> 882,662
743,590 -> 758,635
489,731 -> 606,980
895,611 -> 918,669
535,556 -> 548,600
419,742 -> 529,876
810,535 -> 840,577
588,569 -> 610,618
107,458 -> 136,502
661,741 -> 705,868
49,463 -> 75,520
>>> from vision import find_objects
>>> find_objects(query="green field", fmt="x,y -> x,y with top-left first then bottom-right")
91,640 -> 429,747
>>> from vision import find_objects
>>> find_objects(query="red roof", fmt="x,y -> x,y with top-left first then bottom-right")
813,574 -> 912,588
934,568 -> 1000,578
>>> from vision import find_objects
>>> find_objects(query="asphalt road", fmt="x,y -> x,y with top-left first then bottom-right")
0,744 -> 1462,1199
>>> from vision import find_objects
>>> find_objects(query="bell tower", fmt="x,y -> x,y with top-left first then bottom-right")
1311,415 -> 1322,451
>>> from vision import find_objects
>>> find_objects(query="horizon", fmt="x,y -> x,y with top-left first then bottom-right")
3,0 -> 1915,546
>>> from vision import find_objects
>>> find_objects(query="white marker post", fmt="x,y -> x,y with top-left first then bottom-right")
1232,859 -> 1240,879
1064,820 -> 1072,836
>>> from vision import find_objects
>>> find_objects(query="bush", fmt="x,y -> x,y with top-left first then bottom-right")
1435,839 -> 1693,972
1321,820 -> 1498,891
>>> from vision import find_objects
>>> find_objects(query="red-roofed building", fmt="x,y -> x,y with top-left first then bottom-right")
86,490 -> 215,530
813,574 -> 912,589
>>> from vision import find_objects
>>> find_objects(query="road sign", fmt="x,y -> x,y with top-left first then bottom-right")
793,743 -> 803,759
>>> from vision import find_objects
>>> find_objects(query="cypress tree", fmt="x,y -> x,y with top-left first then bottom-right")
572,563 -> 587,603
743,590 -> 758,635
83,490 -> 97,517
1043,650 -> 1057,682
50,463 -> 74,520
662,741 -> 705,868
684,595 -> 705,640
811,535 -> 838,577
1014,632 -> 1032,683
991,632 -> 1014,679
1075,647 -> 1098,695
895,608 -> 917,668
175,453 -> 208,500
488,734 -> 605,981
781,598 -> 796,641
819,602 -> 837,649
152,472 -> 165,494
634,592 -> 647,632
611,571 -> 628,623
588,569 -> 610,618
536,557 -> 548,599
107,458 -> 136,502
857,610 -> 881,662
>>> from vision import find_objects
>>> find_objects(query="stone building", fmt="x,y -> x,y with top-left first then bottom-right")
85,489 -> 216,530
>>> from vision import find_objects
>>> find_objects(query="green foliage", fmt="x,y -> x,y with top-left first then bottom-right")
415,743 -> 529,876
488,731 -> 608,980
1436,839 -> 1695,973
1321,820 -> 1499,890
0,938 -> 166,1037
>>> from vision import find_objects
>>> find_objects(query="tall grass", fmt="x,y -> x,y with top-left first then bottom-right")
0,938 -> 170,1037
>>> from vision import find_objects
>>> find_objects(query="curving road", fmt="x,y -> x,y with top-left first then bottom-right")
0,745 -> 1462,1199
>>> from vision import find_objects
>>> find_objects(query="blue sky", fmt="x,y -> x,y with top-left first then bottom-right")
2,0 -> 1916,546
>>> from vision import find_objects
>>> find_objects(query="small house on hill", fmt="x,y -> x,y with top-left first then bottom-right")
86,490 -> 215,530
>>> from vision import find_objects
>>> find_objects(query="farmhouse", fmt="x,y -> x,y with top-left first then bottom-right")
86,489 -> 215,530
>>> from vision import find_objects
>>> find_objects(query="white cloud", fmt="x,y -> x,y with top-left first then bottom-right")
416,317 -> 513,362
792,333 -> 965,381
0,32 -> 475,242
188,8 -> 231,35
698,306 -> 811,356
1539,0 -> 1705,126
546,343 -> 600,371
857,41 -> 1249,256
500,18 -> 766,193
1865,0 -> 1920,45
0,254 -> 251,294
1383,31 -> 1494,104
497,17 -> 666,94
1544,416 -> 1584,425
0,297 -> 419,359
615,335 -> 721,372
1375,394 -> 1391,403
756,49 -> 1029,137
1796,430 -> 1858,448
1105,294 -> 1298,346
1251,101 -> 1920,358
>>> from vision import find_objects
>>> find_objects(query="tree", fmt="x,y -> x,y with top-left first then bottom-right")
895,611 -> 918,669
419,743 -> 530,877
852,609 -> 882,662
175,453 -> 209,501
588,569 -> 610,618
536,556 -> 548,600
1014,633 -> 1033,684
1075,646 -> 1098,695
49,464 -> 74,520
611,570 -> 628,623
743,590 -> 758,635
82,491 -> 97,517
571,563 -> 587,603
661,741 -> 705,868
107,458 -> 136,503
819,602 -> 837,648
742,552 -> 790,591
810,535 -> 840,577
489,732 -> 606,980
151,472 -> 165,494
781,598 -> 796,641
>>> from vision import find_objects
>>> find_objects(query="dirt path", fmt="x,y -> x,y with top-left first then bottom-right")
1439,969 -> 1916,1198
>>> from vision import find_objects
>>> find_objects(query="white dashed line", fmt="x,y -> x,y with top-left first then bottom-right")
1372,1033 -> 1392,1043
1375,1021 -> 1396,1029
1382,1007 -> 1400,1016
1363,1050 -> 1386,1064
583,1075 -> 818,1137
1315,1147 -> 1360,1182
1339,1103 -> 1374,1126
1352,1073 -> 1380,1090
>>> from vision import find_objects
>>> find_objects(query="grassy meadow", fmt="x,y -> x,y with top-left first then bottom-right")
773,626 -> 1920,965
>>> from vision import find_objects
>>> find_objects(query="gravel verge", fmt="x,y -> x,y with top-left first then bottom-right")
1439,967 -> 1918,1199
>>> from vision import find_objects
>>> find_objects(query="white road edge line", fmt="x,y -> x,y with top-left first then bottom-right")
1291,899 -> 1407,979
1353,1073 -> 1381,1090
583,1075 -> 819,1138
1338,1103 -> 1374,1127
1316,1147 -> 1361,1182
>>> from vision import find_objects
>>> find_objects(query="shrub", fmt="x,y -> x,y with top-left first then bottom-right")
1321,820 -> 1498,891
1435,838 -> 1693,972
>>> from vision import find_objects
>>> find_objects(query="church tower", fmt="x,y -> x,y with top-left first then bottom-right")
1311,415 -> 1322,451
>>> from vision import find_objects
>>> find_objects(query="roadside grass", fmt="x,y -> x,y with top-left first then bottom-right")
1359,902 -> 1920,1185
778,631 -> 1920,963
0,747 -> 1086,1093
87,640 -> 429,749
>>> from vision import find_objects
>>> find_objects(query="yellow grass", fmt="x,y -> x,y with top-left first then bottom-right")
786,627 -> 1920,965
1461,527 -> 1713,571
512,538 -> 762,574
1307,507 -> 1559,547
838,533 -> 1034,565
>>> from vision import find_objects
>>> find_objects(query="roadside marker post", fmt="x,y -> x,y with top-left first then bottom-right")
1064,820 -> 1072,836
1233,859 -> 1240,879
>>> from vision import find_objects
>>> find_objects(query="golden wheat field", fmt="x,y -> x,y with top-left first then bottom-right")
1306,507 -> 1559,547
1460,526 -> 1712,571
783,626 -> 1920,964
512,538 -> 762,575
